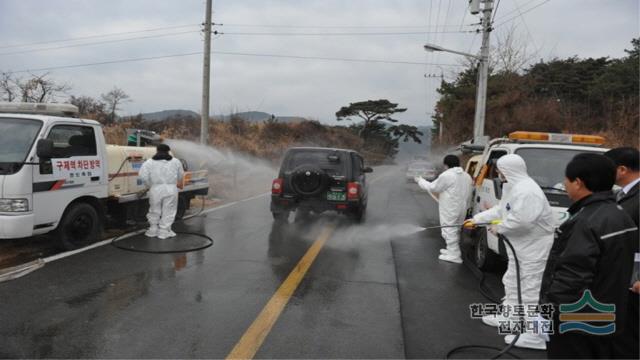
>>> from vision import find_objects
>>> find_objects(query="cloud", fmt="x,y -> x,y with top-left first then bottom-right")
0,0 -> 637,126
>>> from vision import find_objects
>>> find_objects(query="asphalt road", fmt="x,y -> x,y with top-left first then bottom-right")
0,170 -> 545,359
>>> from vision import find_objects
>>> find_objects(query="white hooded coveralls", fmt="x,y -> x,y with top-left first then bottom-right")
138,157 -> 184,235
473,154 -> 554,310
417,167 -> 473,257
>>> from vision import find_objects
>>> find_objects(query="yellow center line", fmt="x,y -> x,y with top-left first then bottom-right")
226,223 -> 337,360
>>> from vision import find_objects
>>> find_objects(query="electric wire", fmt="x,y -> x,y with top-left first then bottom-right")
493,0 -> 551,28
511,0 -> 540,54
0,30 -> 199,57
220,23 -> 465,29
220,30 -> 474,36
5,51 -> 465,75
0,23 -> 200,50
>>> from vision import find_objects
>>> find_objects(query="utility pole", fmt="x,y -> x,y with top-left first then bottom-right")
200,0 -> 212,145
425,72 -> 445,143
472,0 -> 493,145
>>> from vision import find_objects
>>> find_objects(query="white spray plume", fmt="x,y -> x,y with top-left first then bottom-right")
165,139 -> 277,200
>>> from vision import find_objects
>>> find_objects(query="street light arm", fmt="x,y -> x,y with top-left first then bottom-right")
423,43 -> 481,60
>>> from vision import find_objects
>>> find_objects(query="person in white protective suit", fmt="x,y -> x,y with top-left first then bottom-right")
415,155 -> 473,264
138,144 -> 185,239
464,154 -> 554,350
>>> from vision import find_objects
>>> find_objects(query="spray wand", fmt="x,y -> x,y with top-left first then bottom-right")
422,219 -> 501,231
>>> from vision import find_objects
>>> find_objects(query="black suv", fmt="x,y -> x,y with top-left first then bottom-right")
270,147 -> 373,222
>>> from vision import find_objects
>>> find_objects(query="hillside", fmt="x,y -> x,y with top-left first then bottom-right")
137,110 -> 306,124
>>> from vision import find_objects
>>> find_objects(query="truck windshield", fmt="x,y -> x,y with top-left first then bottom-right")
516,148 -> 601,192
0,118 -> 42,175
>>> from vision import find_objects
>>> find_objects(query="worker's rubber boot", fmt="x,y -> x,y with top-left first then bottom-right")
504,333 -> 547,350
145,227 -> 158,237
481,313 -> 509,327
438,253 -> 463,264
158,229 -> 177,239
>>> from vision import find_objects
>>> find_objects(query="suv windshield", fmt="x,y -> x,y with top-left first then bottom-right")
516,147 -> 601,191
0,117 -> 42,175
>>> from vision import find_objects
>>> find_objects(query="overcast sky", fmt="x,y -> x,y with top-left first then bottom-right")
0,0 -> 637,126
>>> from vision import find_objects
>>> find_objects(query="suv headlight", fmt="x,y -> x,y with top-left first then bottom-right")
0,198 -> 29,212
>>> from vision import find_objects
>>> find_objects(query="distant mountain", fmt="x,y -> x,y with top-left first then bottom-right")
139,109 -> 306,124
218,111 -> 305,124
140,109 -> 199,122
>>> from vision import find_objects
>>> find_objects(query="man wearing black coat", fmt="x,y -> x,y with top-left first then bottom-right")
539,153 -> 638,359
605,147 -> 639,359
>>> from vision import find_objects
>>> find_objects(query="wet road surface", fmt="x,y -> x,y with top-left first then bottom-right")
0,172 -> 545,358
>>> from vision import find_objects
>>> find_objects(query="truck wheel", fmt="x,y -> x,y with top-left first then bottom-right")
474,229 -> 500,271
55,202 -> 101,250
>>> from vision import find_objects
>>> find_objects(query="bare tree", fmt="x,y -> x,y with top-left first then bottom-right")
492,24 -> 538,74
17,73 -> 70,102
101,87 -> 131,123
1,72 -> 70,103
0,72 -> 18,102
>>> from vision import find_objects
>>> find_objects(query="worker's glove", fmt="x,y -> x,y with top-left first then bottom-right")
533,314 -> 551,342
414,176 -> 423,184
463,220 -> 476,229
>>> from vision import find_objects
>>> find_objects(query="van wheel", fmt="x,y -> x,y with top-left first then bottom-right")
55,202 -> 101,250
474,229 -> 500,271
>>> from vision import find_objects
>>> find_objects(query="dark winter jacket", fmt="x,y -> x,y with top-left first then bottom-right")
618,182 -> 639,227
539,191 -> 638,334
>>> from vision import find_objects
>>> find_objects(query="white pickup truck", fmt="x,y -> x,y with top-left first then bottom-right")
462,131 -> 608,270
0,102 -> 208,249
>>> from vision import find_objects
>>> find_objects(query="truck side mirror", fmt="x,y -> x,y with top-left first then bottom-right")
363,167 -> 373,173
36,139 -> 55,159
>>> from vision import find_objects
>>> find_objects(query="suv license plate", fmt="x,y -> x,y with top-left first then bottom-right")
327,191 -> 346,201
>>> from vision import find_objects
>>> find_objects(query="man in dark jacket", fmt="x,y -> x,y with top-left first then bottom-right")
539,153 -> 638,359
604,147 -> 639,359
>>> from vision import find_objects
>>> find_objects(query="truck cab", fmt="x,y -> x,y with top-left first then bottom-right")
462,131 -> 608,270
0,102 -> 208,250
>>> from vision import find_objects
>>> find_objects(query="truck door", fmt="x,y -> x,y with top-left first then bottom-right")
32,124 -> 105,227
473,149 -> 507,253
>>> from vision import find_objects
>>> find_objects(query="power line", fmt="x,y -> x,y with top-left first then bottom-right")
5,50 -> 465,74
0,30 -> 199,56
0,28 -> 476,57
0,23 -> 200,50
512,0 -> 539,53
494,0 -> 550,27
220,23 -> 465,29
222,30 -> 475,36
491,0 -> 502,24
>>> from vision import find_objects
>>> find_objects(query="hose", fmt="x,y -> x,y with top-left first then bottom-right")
445,234 -> 523,359
109,194 -> 213,254
108,156 -> 132,182
107,156 -> 213,253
